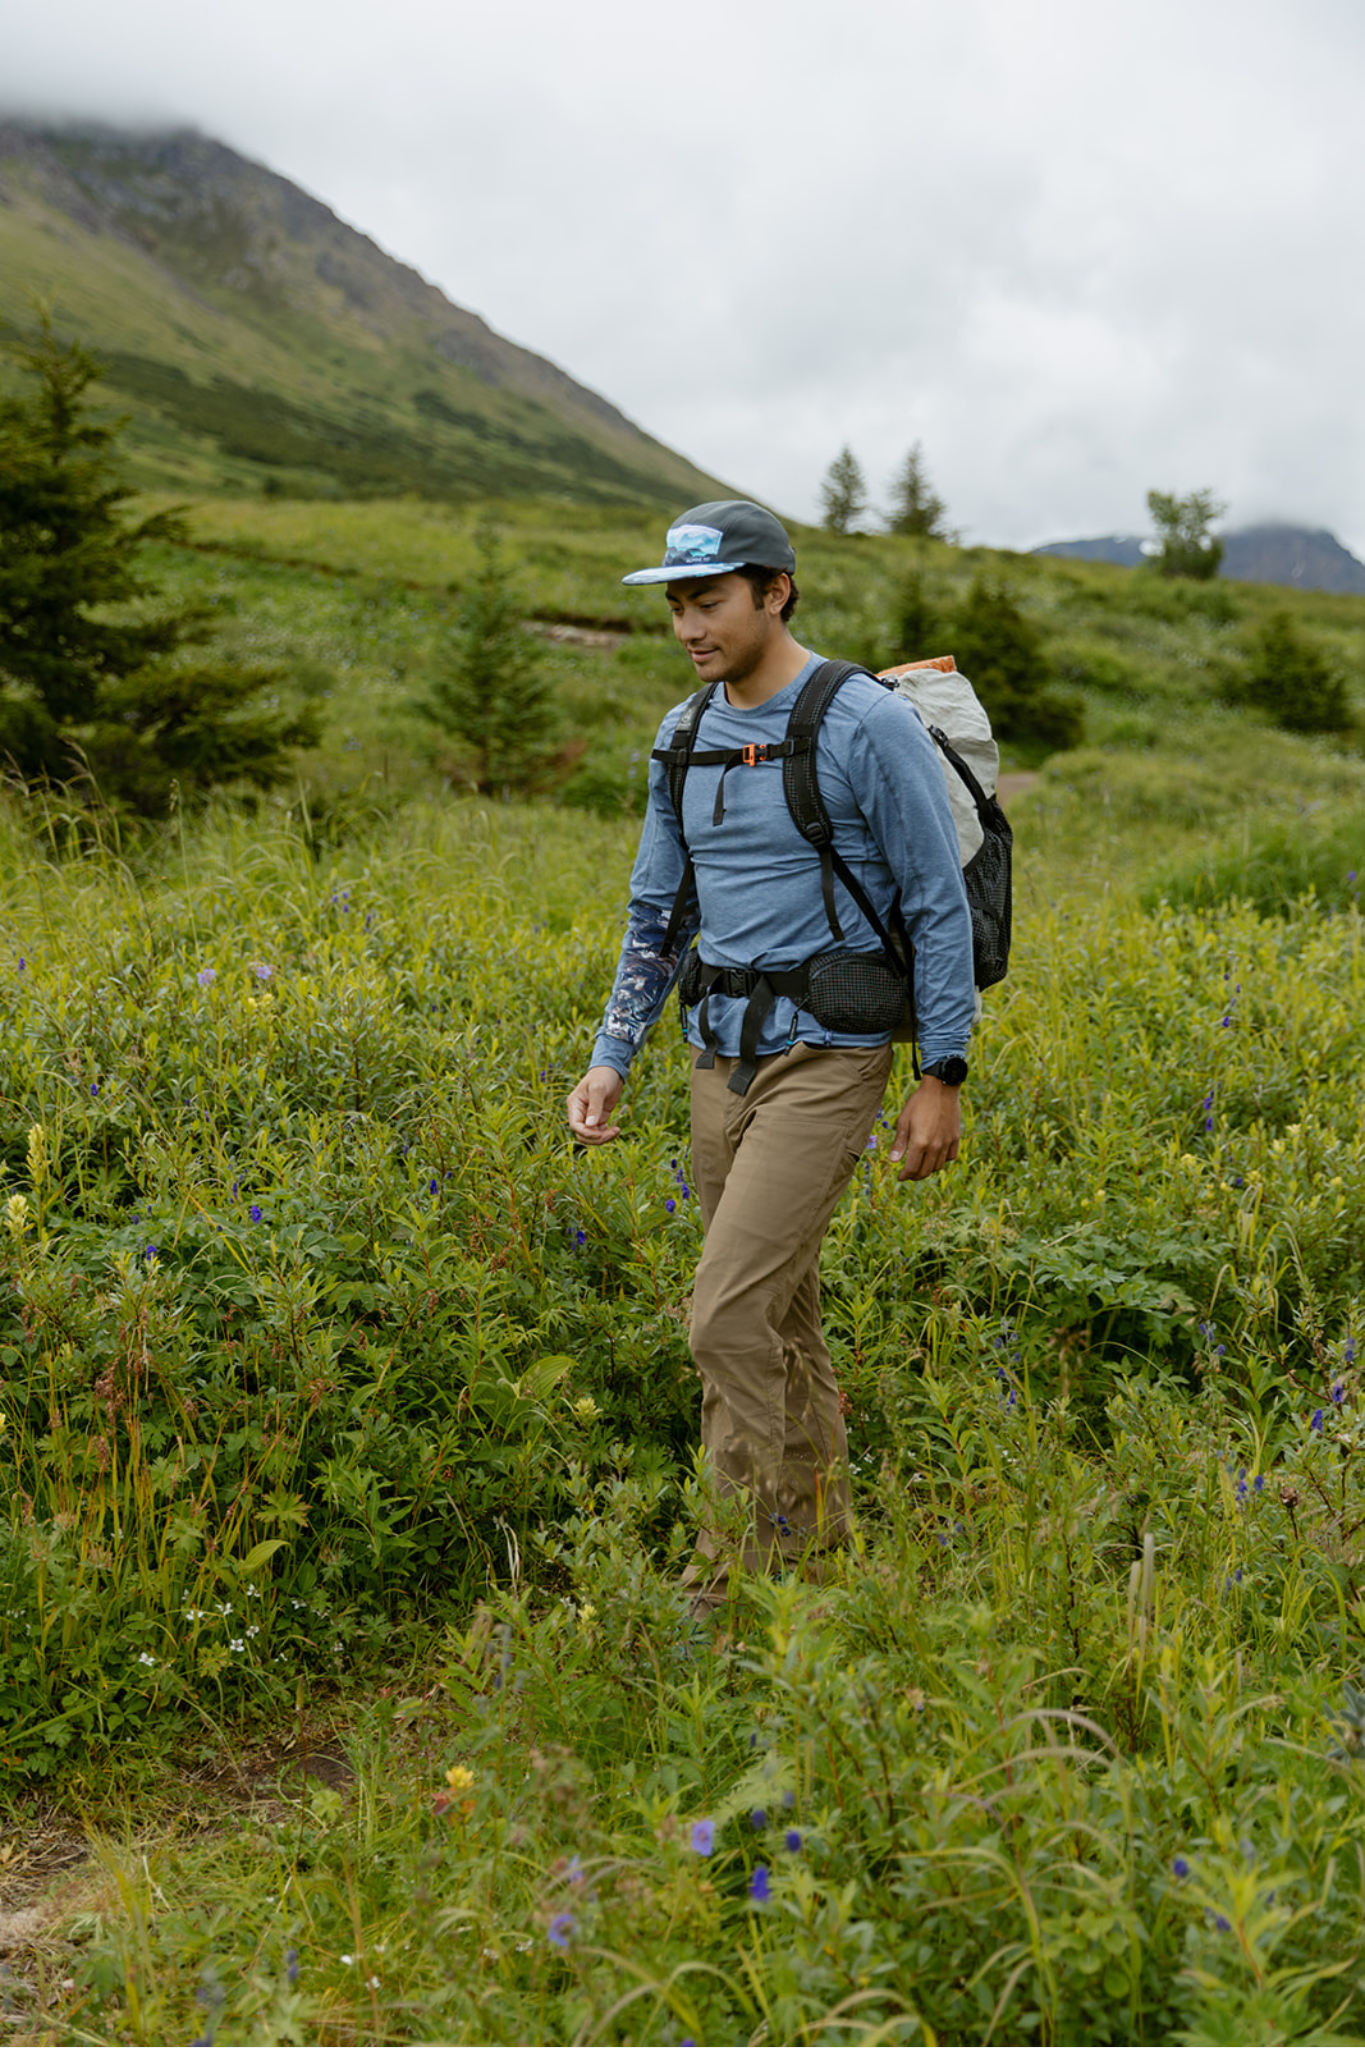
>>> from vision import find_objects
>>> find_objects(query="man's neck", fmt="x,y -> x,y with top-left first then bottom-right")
723,632 -> 813,710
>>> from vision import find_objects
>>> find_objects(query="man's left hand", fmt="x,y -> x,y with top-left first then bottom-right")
888,1078 -> 962,1183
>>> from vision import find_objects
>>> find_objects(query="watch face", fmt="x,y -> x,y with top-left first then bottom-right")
928,1056 -> 968,1086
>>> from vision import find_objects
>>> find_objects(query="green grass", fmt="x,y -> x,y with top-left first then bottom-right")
2,499 -> 1365,2043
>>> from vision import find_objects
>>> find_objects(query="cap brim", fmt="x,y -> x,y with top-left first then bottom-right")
621,560 -> 746,586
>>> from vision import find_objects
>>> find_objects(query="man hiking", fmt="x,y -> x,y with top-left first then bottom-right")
566,499 -> 976,1616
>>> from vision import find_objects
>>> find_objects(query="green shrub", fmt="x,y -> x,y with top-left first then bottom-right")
1230,610 -> 1353,733
953,575 -> 1085,752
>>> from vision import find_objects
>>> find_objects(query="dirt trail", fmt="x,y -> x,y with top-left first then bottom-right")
996,771 -> 1039,808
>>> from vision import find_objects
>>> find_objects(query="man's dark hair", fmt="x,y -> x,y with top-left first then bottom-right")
737,563 -> 800,623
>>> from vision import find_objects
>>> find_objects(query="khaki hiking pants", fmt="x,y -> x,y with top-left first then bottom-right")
682,1038 -> 894,1611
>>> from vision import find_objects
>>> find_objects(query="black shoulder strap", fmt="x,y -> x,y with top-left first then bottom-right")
782,659 -> 901,951
657,682 -> 721,834
782,660 -> 869,854
653,682 -> 720,959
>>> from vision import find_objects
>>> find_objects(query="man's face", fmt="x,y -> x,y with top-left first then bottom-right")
665,572 -> 784,684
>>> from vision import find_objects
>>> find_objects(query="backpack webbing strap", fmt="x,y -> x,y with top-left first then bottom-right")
688,959 -> 811,1095
654,682 -> 721,957
927,725 -> 1008,827
783,661 -> 886,949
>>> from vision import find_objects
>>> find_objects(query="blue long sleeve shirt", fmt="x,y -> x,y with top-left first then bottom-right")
591,653 -> 976,1076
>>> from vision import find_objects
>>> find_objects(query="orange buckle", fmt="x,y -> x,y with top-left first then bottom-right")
742,744 -> 759,766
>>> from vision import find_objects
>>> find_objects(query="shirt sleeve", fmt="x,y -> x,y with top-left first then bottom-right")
845,693 -> 978,1065
589,715 -> 700,1077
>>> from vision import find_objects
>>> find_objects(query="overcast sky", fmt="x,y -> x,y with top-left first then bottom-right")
6,0 -> 1364,552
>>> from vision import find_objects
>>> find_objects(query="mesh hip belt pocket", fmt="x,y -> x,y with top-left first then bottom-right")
802,950 -> 911,1036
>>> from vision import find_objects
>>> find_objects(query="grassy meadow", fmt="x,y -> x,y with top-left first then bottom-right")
2,501 -> 1365,2045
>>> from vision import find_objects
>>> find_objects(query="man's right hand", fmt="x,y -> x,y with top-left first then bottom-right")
566,1065 -> 625,1146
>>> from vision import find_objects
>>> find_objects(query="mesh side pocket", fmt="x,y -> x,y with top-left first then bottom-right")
803,951 -> 911,1035
964,823 -> 1012,989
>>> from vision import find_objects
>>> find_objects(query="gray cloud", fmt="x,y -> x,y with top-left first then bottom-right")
6,0 -> 1364,550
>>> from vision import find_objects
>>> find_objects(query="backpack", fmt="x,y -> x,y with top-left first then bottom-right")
877,654 -> 1013,990
653,656 -> 1012,1094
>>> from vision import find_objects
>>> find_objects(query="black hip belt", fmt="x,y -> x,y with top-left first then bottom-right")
678,948 -> 914,1096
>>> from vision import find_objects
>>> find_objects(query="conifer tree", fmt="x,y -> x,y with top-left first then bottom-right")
415,521 -> 557,793
886,443 -> 952,540
953,576 -> 1084,750
892,571 -> 939,661
0,315 -> 318,813
819,446 -> 868,536
1240,611 -> 1349,732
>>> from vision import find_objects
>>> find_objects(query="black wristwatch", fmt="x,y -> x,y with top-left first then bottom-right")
922,1056 -> 968,1087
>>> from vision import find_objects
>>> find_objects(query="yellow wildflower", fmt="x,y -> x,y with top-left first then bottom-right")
6,1193 -> 29,1239
444,1764 -> 475,1795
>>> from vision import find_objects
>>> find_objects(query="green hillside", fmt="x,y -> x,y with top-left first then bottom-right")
136,494 -> 1365,863
0,122 -> 728,508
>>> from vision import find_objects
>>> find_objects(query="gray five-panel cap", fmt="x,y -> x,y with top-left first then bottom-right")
621,499 -> 797,585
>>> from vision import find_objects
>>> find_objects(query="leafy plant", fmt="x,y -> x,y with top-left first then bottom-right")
1147,487 -> 1226,581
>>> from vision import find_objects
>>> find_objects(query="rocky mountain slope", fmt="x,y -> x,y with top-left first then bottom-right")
0,121 -> 726,507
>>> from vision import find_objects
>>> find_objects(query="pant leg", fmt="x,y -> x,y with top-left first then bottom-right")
683,1040 -> 892,1605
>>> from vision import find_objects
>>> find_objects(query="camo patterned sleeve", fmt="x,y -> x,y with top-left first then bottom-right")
590,710 -> 697,1079
589,900 -> 695,1078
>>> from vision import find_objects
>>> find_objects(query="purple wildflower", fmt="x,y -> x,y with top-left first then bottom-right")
1311,1409 -> 1325,1434
252,962 -> 272,981
749,1864 -> 771,1902
785,1828 -> 803,1852
665,1197 -> 676,1213
1173,1857 -> 1190,1879
249,1204 -> 262,1223
546,1912 -> 574,1950
197,968 -> 216,988
690,1819 -> 714,1856
429,1178 -> 439,1196
90,1082 -> 98,1095
285,1949 -> 299,1986
751,1808 -> 768,1830
1333,1382 -> 1346,1406
574,1228 -> 586,1249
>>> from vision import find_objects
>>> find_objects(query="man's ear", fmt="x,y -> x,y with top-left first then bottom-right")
767,572 -> 791,616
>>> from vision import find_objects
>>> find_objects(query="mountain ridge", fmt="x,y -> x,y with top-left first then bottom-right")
0,119 -> 728,508
1033,523 -> 1365,596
